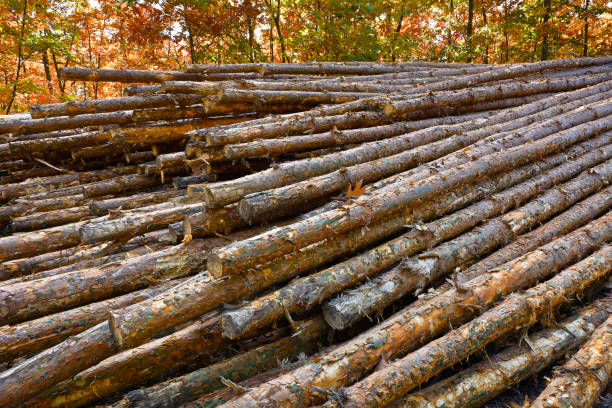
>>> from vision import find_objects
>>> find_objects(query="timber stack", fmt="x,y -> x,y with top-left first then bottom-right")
0,57 -> 612,408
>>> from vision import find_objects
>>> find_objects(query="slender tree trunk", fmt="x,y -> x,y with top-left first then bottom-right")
50,51 -> 65,93
503,2 -> 509,62
392,7 -> 404,62
42,49 -> 53,93
583,0 -> 590,57
247,13 -> 255,63
269,21 -> 274,61
541,0 -> 551,60
481,4 -> 489,63
5,0 -> 28,114
466,0 -> 474,61
273,0 -> 286,62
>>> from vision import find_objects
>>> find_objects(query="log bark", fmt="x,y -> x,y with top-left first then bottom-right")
207,103 -> 612,277
89,188 -> 184,216
531,314 -> 612,408
59,67 -> 257,83
221,215 -> 612,408
10,205 -> 91,232
0,239 -> 209,325
394,299 -> 612,408
172,174 -> 215,188
221,151 -> 612,338
323,155 -> 612,330
0,193 -> 86,224
8,131 -> 106,157
30,94 -> 203,118
336,245 -> 612,408
23,314 -> 223,408
0,111 -> 134,135
78,202 -> 204,244
125,317 -> 327,408
0,278 -> 183,363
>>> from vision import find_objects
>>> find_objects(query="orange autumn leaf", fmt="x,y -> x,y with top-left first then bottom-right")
346,180 -> 366,197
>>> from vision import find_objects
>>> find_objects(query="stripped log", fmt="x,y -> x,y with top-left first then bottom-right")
125,317 -> 327,408
221,215 -> 612,408
207,102 -> 612,277
22,314 -> 223,408
531,315 -> 612,408
78,202 -> 204,244
335,245 -> 612,408
393,299 -> 612,408
30,94 -> 203,118
0,239 -> 209,325
221,152 -> 612,338
0,278 -> 184,362
58,67 -> 258,83
323,156 -> 612,330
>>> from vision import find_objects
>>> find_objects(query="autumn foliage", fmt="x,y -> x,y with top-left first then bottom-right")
0,0 -> 611,112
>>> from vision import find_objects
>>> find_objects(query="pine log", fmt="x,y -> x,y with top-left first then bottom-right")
80,173 -> 173,198
125,150 -> 156,163
394,299 -> 612,408
105,119 -> 228,145
221,216 -> 612,408
0,165 -> 136,201
89,188 -> 184,216
531,315 -> 612,408
21,314 -> 223,408
8,131 -> 106,157
125,317 -> 327,408
0,111 -> 133,135
235,88 -> 612,219
10,206 -> 92,232
207,103 -> 612,277
78,202 -> 204,244
336,245 -> 612,408
30,94 -> 203,118
0,193 -> 86,224
323,157 -> 612,330
59,67 -> 257,83
221,153 -> 612,339
107,147 -> 565,350
0,278 -> 184,363
71,143 -> 127,160
199,74 -> 612,147
0,230 -> 169,280
0,239 -> 210,325
172,174 -> 215,188
123,84 -> 163,95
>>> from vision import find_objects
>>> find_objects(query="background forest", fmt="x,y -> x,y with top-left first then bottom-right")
0,0 -> 610,112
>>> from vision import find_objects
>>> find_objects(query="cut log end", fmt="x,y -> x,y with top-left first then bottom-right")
108,311 -> 126,349
221,309 -> 256,339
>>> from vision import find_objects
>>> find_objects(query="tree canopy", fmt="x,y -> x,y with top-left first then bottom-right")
1,0 -> 610,111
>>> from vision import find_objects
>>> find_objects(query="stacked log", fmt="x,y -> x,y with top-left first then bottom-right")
1,58 -> 612,408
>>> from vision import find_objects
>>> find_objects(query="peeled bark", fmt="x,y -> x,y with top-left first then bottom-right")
207,104 -> 612,277
394,299 -> 612,408
125,317 -> 327,408
30,94 -> 203,118
337,245 -> 612,408
222,152 -> 612,339
0,239 -> 209,325
222,215 -> 612,408
23,314 -> 223,408
323,155 -> 612,330
531,315 -> 612,408
0,278 -> 183,363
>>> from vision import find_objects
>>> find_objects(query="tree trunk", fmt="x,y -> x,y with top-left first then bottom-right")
5,0 -> 28,114
41,49 -> 53,93
541,0 -> 551,60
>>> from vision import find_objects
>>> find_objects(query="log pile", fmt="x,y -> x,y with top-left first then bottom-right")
1,58 -> 612,408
